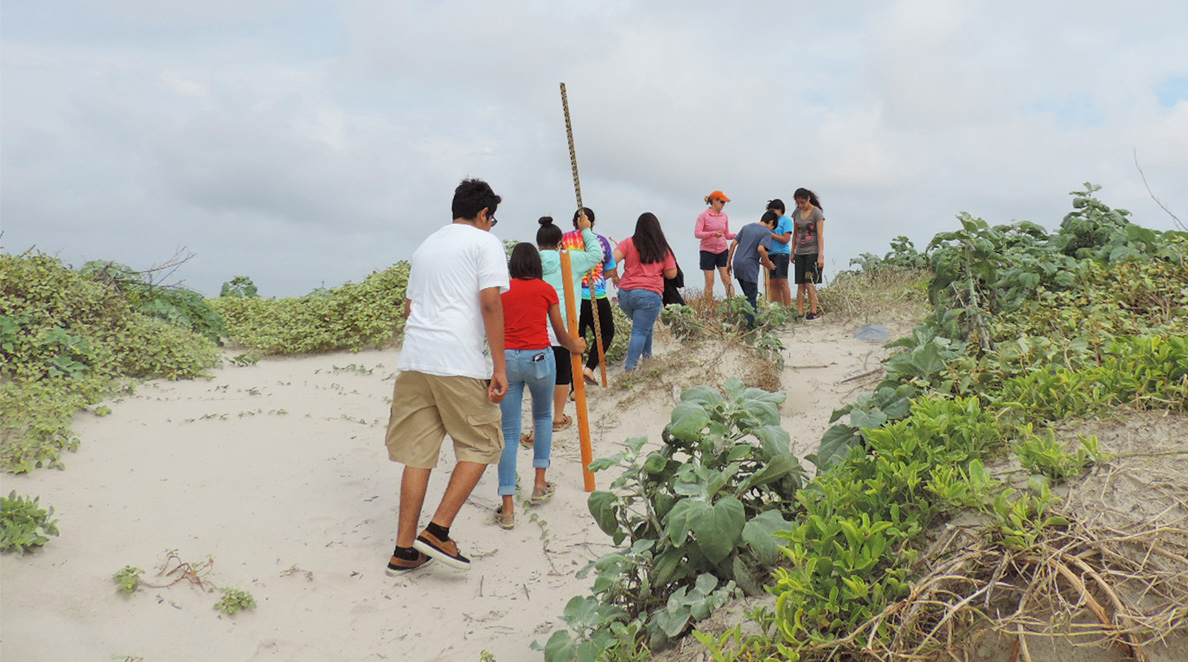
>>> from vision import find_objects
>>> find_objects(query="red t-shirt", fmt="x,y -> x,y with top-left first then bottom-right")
616,237 -> 677,295
501,278 -> 558,350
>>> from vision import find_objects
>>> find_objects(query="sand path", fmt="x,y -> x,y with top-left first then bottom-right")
0,317 -> 904,661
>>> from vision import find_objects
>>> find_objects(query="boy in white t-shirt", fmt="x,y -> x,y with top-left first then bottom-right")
384,178 -> 510,574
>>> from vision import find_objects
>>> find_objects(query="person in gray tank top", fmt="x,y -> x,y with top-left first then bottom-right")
791,188 -> 825,320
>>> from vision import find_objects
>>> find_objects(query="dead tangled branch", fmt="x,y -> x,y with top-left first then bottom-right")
139,549 -> 217,592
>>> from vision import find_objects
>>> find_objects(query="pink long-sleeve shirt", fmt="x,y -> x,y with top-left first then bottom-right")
694,209 -> 735,254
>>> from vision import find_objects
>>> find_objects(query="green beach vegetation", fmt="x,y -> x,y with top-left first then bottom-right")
540,184 -> 1188,661
2,184 -> 1184,660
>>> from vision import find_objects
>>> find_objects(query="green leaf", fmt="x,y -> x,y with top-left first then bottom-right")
753,425 -> 791,457
911,342 -> 945,377
732,554 -> 763,595
739,454 -> 802,492
587,491 -> 619,537
850,407 -> 887,431
667,401 -> 710,443
813,424 -> 861,469
664,499 -> 707,546
692,496 -> 745,564
742,509 -> 793,565
681,385 -> 724,405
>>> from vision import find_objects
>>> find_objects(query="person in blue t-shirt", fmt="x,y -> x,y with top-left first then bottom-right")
765,199 -> 793,307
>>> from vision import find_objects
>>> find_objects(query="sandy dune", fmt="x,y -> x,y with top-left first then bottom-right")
0,317 -> 902,662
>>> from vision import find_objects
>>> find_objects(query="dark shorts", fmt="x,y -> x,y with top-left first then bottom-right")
552,345 -> 573,386
770,253 -> 790,279
699,249 -> 729,271
795,253 -> 822,284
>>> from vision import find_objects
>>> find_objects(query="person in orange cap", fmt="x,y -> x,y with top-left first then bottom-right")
694,190 -> 735,302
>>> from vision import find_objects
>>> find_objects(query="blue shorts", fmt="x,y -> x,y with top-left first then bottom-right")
770,253 -> 790,279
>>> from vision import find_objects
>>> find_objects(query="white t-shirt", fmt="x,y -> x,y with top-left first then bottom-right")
398,223 -> 510,379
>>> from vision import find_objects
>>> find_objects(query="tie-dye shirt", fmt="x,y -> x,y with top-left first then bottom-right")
560,230 -> 616,299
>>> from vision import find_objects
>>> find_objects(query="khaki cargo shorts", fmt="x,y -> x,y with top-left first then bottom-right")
384,371 -> 503,469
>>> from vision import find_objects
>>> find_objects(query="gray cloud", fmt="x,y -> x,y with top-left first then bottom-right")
3,1 -> 1186,298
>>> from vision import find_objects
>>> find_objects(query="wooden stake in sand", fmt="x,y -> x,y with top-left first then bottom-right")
560,250 -> 596,492
559,82 -> 608,388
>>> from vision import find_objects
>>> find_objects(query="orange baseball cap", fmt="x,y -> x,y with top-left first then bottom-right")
709,190 -> 731,202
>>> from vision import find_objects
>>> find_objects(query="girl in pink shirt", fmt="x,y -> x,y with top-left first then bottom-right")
694,190 -> 735,301
614,213 -> 678,371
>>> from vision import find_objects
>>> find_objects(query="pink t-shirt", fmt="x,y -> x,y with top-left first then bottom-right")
694,209 -> 734,254
616,237 -> 677,295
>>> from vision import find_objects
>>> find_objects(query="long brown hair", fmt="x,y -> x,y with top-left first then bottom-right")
632,212 -> 671,264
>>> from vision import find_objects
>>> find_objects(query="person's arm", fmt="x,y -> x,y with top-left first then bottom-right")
771,220 -> 791,244
662,251 -> 678,280
479,287 -> 507,403
816,217 -> 825,268
724,217 -> 736,241
693,212 -> 713,239
758,245 -> 775,271
573,227 -> 604,274
727,238 -> 739,273
547,303 -> 587,355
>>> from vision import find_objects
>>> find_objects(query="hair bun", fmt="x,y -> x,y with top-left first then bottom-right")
538,216 -> 554,226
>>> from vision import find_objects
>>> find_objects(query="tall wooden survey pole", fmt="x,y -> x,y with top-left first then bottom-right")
559,83 -> 608,388
560,251 -> 596,492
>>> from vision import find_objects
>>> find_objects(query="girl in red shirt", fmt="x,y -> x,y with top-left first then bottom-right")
495,244 -> 585,529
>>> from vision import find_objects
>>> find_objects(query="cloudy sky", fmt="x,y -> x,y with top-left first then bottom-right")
2,1 -> 1186,297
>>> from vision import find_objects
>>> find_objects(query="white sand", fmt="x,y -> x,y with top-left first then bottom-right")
0,317 -> 901,662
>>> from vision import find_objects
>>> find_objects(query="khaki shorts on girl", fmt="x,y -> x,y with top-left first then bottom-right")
384,371 -> 503,469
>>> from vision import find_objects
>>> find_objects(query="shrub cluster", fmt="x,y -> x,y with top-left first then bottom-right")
209,263 -> 410,354
546,184 -> 1188,661
1,253 -> 219,473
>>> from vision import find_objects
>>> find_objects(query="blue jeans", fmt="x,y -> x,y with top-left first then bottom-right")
737,277 -> 759,329
618,288 -> 663,372
497,349 -> 555,496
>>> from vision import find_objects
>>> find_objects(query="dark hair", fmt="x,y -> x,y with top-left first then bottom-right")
766,198 -> 785,215
793,188 -> 822,211
451,178 -> 501,221
760,210 -> 779,227
632,212 -> 671,264
536,216 -> 563,248
508,243 -> 543,280
571,207 -> 595,228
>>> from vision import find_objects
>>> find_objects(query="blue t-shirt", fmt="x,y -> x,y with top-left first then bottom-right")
768,216 -> 793,255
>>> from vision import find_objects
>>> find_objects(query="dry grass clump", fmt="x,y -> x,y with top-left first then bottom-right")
820,267 -> 931,323
811,414 -> 1188,662
611,337 -> 779,402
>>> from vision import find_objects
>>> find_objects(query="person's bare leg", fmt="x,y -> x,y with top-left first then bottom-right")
717,266 -> 733,298
427,460 -> 487,529
702,270 -> 715,302
396,466 -> 431,547
808,283 -> 820,314
553,384 -> 568,424
535,467 -> 548,489
797,284 -> 807,316
501,494 -> 514,516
